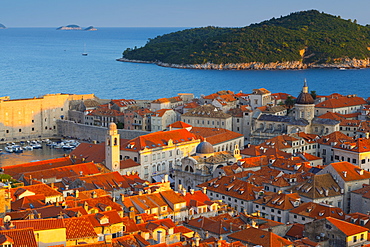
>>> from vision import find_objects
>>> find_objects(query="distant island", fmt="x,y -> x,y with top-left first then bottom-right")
119,10 -> 370,70
0,23 -> 6,29
84,26 -> 97,31
56,25 -> 97,31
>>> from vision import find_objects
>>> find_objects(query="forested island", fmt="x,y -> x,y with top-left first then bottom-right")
118,10 -> 370,70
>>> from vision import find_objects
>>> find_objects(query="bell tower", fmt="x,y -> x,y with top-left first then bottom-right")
105,122 -> 120,172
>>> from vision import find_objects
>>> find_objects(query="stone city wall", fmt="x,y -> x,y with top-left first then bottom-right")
57,120 -> 147,143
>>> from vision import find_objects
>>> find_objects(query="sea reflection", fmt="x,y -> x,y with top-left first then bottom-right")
0,143 -> 72,167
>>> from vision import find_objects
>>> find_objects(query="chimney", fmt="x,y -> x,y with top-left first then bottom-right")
75,190 -> 79,198
178,184 -> 183,192
190,189 -> 195,195
202,187 -> 207,195
182,188 -> 187,196
157,231 -> 164,243
343,171 -> 347,177
164,174 -> 169,182
126,171 -> 131,176
366,132 -> 369,139
129,206 -> 135,219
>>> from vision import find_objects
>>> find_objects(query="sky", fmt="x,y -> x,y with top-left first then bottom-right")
1,0 -> 370,28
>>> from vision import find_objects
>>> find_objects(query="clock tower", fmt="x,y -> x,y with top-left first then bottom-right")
105,122 -> 120,172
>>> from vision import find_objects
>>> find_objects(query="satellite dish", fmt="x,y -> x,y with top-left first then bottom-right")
4,215 -> 11,223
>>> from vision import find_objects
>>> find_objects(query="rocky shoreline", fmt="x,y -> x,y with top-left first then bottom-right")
116,57 -> 370,70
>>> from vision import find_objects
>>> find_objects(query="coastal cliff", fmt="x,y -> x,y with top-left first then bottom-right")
117,57 -> 370,70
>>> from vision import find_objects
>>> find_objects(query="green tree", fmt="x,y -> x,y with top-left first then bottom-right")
310,90 -> 317,99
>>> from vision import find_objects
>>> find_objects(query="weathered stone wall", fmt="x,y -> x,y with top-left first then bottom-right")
57,120 -> 147,143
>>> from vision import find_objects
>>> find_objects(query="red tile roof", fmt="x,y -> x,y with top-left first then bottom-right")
3,156 -> 75,180
316,96 -> 366,108
228,227 -> 293,246
121,129 -> 198,151
189,127 -> 243,145
63,216 -> 97,240
70,143 -> 105,163
10,184 -> 62,201
12,218 -> 65,231
327,217 -> 368,236
0,228 -> 38,247
329,161 -> 370,181
289,202 -> 344,220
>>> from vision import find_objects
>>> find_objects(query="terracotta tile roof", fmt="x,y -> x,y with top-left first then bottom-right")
271,158 -> 312,174
10,184 -> 62,201
78,189 -> 109,199
121,217 -> 139,233
203,93 -> 220,100
78,172 -> 144,191
120,158 -> 141,169
154,109 -> 173,117
186,216 -> 241,235
159,190 -> 186,205
111,99 -> 136,107
316,96 -> 367,108
329,161 -> 370,181
345,212 -> 370,230
22,162 -> 101,181
318,112 -> 345,121
180,190 -> 213,208
189,127 -> 243,145
285,223 -> 304,238
65,195 -> 123,213
86,210 -> 122,227
350,184 -> 370,199
184,101 -> 200,109
271,92 -> 295,101
241,145 -> 291,158
88,107 -> 124,117
289,202 -> 344,220
254,192 -> 301,210
293,237 -> 321,247
121,128 -> 198,151
152,98 -> 170,103
12,218 -> 65,230
63,216 -> 97,240
3,156 -> 75,179
252,88 -> 271,95
112,234 -> 150,247
197,176 -> 262,201
327,217 -> 368,236
228,227 -> 293,246
228,107 -> 245,117
11,194 -> 46,211
70,142 -> 105,163
182,105 -> 231,118
339,119 -> 362,126
0,228 -> 38,247
219,94 -> 237,102
317,131 -> 354,145
260,134 -> 299,150
244,166 -> 284,186
167,121 -> 193,129
292,173 -> 342,199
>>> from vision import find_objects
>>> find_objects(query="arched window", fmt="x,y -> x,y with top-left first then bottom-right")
114,138 -> 118,146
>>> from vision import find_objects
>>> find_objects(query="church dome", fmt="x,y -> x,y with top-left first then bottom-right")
196,139 -> 214,154
295,80 -> 314,104
109,122 -> 117,131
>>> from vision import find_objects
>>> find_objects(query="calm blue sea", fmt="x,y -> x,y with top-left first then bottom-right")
0,27 -> 369,100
